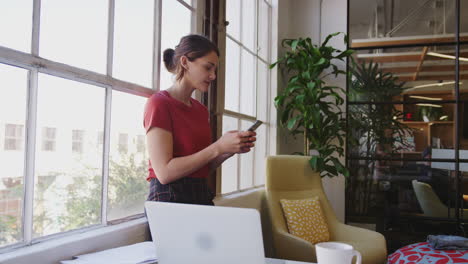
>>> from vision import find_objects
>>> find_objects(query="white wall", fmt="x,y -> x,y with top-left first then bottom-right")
276,0 -> 347,222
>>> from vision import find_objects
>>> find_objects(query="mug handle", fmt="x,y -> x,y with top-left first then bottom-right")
353,250 -> 362,264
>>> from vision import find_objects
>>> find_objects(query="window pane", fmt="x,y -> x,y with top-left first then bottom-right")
0,0 -> 32,52
40,0 -> 108,73
240,49 -> 256,116
34,74 -> 105,237
113,0 -> 154,88
0,64 -> 27,246
225,38 -> 240,112
160,1 -> 192,90
254,124 -> 267,186
258,0 -> 270,60
257,60 -> 268,122
226,0 -> 241,41
241,0 -> 256,51
221,115 -> 238,193
108,91 -> 148,221
239,120 -> 254,190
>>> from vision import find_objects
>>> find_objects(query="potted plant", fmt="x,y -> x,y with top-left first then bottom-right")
270,32 -> 353,178
347,59 -> 412,216
348,60 -> 411,157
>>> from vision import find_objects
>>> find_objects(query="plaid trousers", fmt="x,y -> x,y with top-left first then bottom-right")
147,177 -> 214,205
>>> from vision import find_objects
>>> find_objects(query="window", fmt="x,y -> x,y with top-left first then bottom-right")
221,0 -> 273,193
348,0 -> 468,251
4,124 -> 24,151
0,0 -> 198,250
136,135 -> 145,153
118,133 -> 128,154
97,131 -> 104,148
41,127 -> 56,152
72,130 -> 84,153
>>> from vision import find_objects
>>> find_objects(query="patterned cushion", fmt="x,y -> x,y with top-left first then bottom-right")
280,197 -> 330,244
388,242 -> 468,264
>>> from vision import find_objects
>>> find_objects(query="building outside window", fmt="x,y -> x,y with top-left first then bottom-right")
41,127 -> 56,152
72,129 -> 84,153
4,124 -> 24,151
136,135 -> 145,153
97,131 -> 104,148
118,133 -> 128,154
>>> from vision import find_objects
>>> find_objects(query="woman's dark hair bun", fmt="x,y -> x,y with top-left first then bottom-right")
163,48 -> 176,72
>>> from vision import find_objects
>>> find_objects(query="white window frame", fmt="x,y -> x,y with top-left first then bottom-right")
0,0 -> 201,253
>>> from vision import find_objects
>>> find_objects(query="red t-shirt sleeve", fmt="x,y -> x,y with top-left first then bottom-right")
143,95 -> 173,134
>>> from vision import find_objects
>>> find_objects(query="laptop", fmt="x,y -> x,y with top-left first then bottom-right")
145,201 -> 266,264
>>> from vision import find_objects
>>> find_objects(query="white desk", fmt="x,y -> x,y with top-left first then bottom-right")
60,242 -> 315,264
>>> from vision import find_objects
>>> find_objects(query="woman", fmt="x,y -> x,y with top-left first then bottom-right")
144,34 -> 256,205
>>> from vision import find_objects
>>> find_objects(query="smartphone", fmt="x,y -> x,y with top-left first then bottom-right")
247,120 -> 263,131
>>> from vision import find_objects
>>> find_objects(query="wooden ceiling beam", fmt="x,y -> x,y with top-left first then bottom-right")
413,46 -> 429,81
397,74 -> 468,82
382,64 -> 468,73
351,35 -> 468,49
357,52 -> 468,63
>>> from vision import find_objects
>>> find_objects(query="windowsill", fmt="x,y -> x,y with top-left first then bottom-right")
0,217 -> 149,264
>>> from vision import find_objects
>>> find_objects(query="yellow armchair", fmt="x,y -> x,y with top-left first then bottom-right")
265,155 -> 387,264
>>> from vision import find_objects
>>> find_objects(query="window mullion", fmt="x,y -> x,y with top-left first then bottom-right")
23,69 -> 39,244
175,0 -> 195,12
31,0 -> 41,56
153,0 -> 163,91
101,0 -> 115,225
101,87 -> 112,224
107,0 -> 115,77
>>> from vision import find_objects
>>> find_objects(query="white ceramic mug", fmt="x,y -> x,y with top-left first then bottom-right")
315,242 -> 362,264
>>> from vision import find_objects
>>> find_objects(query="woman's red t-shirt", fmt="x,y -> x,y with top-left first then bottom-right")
143,91 -> 212,181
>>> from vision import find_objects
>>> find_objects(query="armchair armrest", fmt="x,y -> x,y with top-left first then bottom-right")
273,230 -> 316,263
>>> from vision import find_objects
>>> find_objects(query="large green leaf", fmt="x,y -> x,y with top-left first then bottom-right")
270,32 -> 354,178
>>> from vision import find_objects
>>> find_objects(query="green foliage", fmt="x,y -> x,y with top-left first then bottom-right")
61,153 -> 147,229
108,154 -> 148,211
270,32 -> 353,178
348,60 -> 412,156
0,213 -> 19,245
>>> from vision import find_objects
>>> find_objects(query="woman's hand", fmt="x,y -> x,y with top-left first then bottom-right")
215,130 -> 256,154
